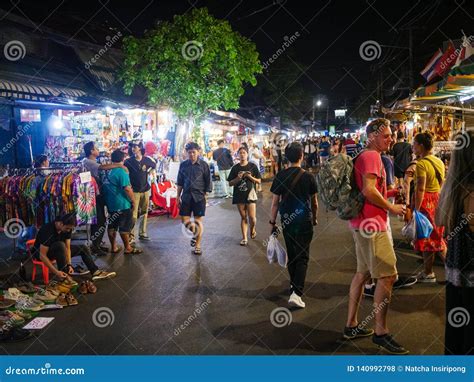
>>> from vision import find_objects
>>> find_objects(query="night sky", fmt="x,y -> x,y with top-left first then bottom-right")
6,0 -> 473,112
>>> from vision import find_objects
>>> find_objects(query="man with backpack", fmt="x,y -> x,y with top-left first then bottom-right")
337,119 -> 408,354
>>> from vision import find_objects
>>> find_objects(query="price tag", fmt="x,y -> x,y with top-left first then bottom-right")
80,171 -> 92,184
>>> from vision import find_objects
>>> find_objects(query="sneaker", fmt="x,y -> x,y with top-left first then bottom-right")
417,272 -> 436,283
0,327 -> 34,343
0,295 -> 16,309
4,288 -> 27,301
78,282 -> 88,295
71,265 -> 90,276
33,289 -> 57,303
16,296 -> 44,312
373,334 -> 409,355
56,293 -> 68,307
139,235 -> 151,241
343,325 -> 374,339
363,284 -> 376,298
393,276 -> 417,289
288,292 -> 305,308
92,270 -> 117,281
63,278 -> 78,288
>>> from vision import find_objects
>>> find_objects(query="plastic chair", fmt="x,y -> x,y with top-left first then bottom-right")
26,239 -> 56,285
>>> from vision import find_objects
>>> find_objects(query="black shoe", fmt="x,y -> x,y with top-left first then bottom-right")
343,325 -> 374,340
372,334 -> 409,354
0,327 -> 34,343
393,276 -> 417,289
363,284 -> 375,298
71,265 -> 90,276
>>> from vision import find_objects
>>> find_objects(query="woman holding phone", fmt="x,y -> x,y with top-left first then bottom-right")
228,147 -> 262,246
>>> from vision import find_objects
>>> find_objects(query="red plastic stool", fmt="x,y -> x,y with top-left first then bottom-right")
26,239 -> 56,285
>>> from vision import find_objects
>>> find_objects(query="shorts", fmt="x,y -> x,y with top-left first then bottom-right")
352,229 -> 397,279
108,209 -> 133,233
180,199 -> 206,217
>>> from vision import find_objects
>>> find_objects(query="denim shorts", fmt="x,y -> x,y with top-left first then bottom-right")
108,209 -> 133,233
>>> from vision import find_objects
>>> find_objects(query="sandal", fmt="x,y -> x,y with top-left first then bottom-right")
240,240 -> 248,246
193,248 -> 202,256
110,246 -> 123,254
124,248 -> 143,255
251,230 -> 257,239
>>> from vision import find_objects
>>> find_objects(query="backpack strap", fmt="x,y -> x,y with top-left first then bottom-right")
281,168 -> 305,204
420,157 -> 443,187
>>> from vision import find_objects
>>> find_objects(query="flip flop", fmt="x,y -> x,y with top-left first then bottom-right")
251,230 -> 257,239
193,248 -> 202,256
240,240 -> 248,246
124,248 -> 143,255
110,246 -> 123,254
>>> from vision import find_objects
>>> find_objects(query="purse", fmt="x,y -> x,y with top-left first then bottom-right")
248,186 -> 258,202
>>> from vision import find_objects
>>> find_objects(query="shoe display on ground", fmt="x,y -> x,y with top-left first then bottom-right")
92,270 -> 117,281
372,334 -> 409,355
416,272 -> 436,283
56,293 -> 68,307
15,282 -> 37,294
393,276 -> 418,289
71,265 -> 90,276
0,327 -> 34,343
4,288 -> 27,301
343,325 -> 374,340
0,311 -> 25,327
288,292 -> 306,308
78,282 -> 88,295
85,280 -> 97,294
63,278 -> 78,288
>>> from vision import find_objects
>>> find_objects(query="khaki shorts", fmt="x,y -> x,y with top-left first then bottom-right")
352,229 -> 398,279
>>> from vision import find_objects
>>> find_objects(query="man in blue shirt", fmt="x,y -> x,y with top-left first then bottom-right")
319,136 -> 331,165
102,150 -> 143,255
177,142 -> 212,255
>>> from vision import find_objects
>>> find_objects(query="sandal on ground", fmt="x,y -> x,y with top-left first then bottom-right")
110,246 -> 123,254
193,248 -> 202,255
240,240 -> 248,246
251,230 -> 257,239
124,248 -> 143,255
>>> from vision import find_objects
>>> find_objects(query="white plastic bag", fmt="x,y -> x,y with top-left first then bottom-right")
401,216 -> 416,241
266,235 -> 288,268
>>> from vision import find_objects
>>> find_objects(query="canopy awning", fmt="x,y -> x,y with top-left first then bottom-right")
0,79 -> 86,101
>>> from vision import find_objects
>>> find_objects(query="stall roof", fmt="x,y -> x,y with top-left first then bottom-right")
0,78 -> 86,101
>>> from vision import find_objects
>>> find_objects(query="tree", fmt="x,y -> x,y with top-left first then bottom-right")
121,8 -> 262,123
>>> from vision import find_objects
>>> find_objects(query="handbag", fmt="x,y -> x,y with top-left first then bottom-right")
248,186 -> 258,202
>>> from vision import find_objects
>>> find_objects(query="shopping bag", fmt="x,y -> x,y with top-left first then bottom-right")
401,216 -> 416,241
266,235 -> 288,268
414,210 -> 433,239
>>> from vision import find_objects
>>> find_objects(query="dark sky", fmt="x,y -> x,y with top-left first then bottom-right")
6,0 -> 473,109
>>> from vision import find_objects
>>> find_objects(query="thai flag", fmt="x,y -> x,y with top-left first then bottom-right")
420,49 -> 443,82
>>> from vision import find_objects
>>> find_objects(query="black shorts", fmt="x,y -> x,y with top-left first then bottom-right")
180,199 -> 206,217
108,209 -> 133,233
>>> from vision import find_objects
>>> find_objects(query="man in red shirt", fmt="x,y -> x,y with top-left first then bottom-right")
343,118 -> 408,354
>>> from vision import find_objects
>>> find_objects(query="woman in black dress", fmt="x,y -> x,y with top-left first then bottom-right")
228,147 -> 262,246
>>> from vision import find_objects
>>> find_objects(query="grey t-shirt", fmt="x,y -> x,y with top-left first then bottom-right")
82,158 -> 100,179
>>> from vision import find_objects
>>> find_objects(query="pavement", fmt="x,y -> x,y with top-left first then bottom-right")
0,182 -> 446,355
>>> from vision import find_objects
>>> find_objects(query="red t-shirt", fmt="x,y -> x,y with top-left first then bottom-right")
350,150 -> 388,231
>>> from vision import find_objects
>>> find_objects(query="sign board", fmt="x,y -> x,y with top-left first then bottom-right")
80,171 -> 92,184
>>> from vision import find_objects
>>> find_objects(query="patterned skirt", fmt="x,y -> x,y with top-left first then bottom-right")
414,191 -> 446,253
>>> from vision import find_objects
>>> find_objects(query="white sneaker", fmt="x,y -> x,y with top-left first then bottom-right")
4,288 -> 27,301
288,292 -> 306,308
417,271 -> 437,283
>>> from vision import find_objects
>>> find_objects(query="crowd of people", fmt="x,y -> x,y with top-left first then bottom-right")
5,122 -> 472,355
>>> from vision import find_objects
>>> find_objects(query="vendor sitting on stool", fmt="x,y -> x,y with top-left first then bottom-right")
33,213 -> 117,282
